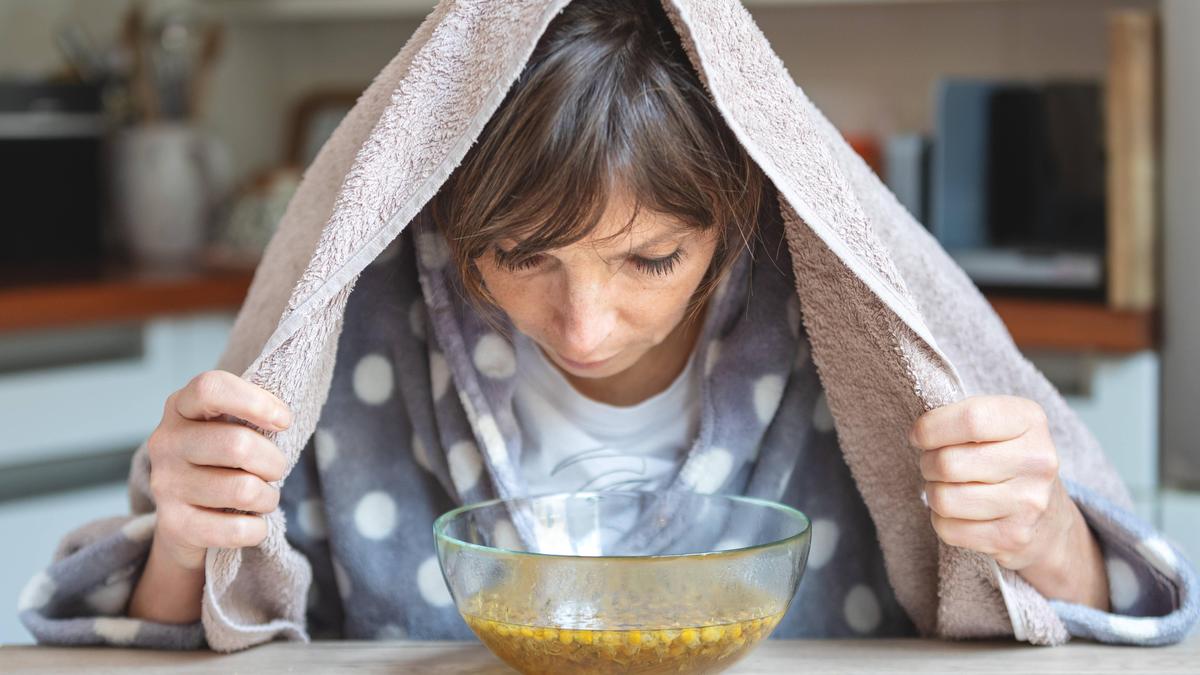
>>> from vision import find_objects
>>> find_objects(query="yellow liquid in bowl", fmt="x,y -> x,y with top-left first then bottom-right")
461,588 -> 785,675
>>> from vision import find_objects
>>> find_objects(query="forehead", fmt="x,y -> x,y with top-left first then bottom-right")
500,186 -> 693,253
589,189 -> 689,244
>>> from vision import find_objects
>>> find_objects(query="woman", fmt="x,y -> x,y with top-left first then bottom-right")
21,0 -> 1196,650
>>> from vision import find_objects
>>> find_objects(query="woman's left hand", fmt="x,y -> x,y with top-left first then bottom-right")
909,394 -> 1110,610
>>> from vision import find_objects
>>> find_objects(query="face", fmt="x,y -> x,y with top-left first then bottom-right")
476,189 -> 720,380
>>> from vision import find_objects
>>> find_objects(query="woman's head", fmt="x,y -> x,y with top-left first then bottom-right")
430,0 -> 769,380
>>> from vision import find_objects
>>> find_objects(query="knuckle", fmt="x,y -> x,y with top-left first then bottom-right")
224,428 -> 254,466
960,403 -> 988,440
161,391 -> 179,419
998,519 -> 1033,550
232,474 -> 262,510
1032,487 -> 1052,514
191,370 -> 226,405
146,428 -> 166,462
1025,399 -> 1049,428
1039,449 -> 1060,478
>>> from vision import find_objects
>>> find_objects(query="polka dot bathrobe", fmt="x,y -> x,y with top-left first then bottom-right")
19,0 -> 1197,652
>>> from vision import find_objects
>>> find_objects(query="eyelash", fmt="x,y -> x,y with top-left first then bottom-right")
492,246 -> 684,277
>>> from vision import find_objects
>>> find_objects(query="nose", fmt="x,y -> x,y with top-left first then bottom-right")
554,274 -> 616,361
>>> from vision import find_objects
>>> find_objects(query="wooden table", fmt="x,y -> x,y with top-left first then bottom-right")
4,637 -> 1198,674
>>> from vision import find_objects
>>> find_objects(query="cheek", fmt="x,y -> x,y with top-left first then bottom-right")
477,266 -> 545,328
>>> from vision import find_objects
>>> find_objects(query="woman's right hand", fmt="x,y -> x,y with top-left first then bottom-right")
145,369 -> 292,571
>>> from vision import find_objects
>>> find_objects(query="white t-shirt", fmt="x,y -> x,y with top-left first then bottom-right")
512,331 -> 701,496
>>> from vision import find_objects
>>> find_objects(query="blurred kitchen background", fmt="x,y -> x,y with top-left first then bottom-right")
1,0 -> 1197,644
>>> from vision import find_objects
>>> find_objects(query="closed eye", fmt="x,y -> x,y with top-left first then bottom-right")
491,245 -> 686,277
631,249 -> 684,276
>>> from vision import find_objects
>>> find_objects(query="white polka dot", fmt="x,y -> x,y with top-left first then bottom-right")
332,559 -> 352,599
812,392 -> 834,432
17,571 -> 55,612
353,353 -> 394,405
430,351 -> 450,401
473,334 -> 516,379
786,295 -> 801,338
85,577 -> 133,615
411,431 -> 433,472
492,519 -> 522,550
409,302 -> 426,340
1106,557 -> 1140,612
416,231 -> 450,269
1136,537 -> 1181,581
298,498 -> 328,540
1108,615 -> 1160,642
476,414 -> 506,462
353,491 -> 398,540
843,585 -> 882,634
94,617 -> 141,645
120,513 -> 156,544
807,518 -> 840,570
686,447 -> 735,494
417,555 -> 454,607
753,374 -> 786,424
705,340 -> 722,377
377,623 -> 408,639
373,237 -> 402,266
448,441 -> 484,494
314,428 -> 338,472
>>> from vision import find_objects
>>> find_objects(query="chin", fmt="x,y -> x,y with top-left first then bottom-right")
550,350 -> 638,379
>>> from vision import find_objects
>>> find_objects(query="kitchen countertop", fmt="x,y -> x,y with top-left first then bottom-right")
4,637 -> 1199,674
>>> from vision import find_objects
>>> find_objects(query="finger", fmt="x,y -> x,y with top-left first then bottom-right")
174,420 -> 287,483
174,465 -> 281,515
919,439 -> 1025,484
925,481 -> 1013,521
161,502 -> 269,550
909,395 -> 1036,450
930,511 -> 1002,556
174,370 -> 292,432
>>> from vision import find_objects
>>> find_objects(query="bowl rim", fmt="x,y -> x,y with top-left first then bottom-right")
432,490 -> 811,561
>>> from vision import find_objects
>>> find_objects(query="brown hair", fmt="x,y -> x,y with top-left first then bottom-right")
429,0 -> 770,323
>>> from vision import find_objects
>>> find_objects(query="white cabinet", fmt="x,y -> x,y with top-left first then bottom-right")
0,314 -> 235,468
0,313 -> 234,644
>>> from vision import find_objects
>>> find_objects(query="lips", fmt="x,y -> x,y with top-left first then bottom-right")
557,353 -> 613,370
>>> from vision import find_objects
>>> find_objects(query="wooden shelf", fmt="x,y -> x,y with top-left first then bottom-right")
0,268 -> 1155,353
0,266 -> 254,334
986,295 -> 1157,353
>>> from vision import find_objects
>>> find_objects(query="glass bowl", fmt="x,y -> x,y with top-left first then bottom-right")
433,491 -> 810,675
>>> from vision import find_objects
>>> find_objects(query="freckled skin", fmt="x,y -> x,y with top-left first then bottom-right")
476,188 -> 720,407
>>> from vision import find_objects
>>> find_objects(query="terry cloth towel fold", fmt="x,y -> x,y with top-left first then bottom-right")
19,0 -> 1198,652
